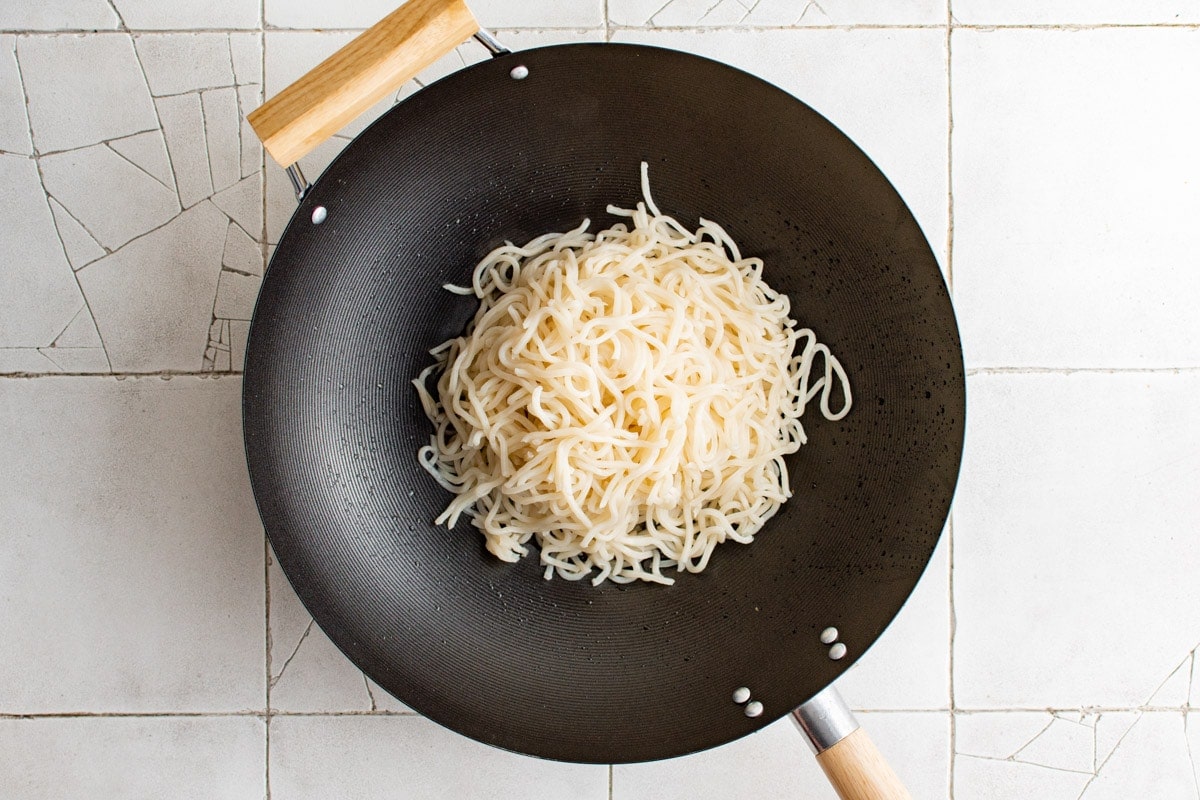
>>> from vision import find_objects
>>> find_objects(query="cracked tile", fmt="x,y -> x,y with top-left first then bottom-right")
614,712 -> 949,799
212,174 -> 263,240
236,83 -> 263,179
111,0 -> 259,30
954,29 -> 1200,368
229,319 -> 250,371
270,715 -> 608,800
955,750 -> 1092,798
953,0 -> 1199,25
228,33 -> 260,86
1014,715 -> 1095,774
17,34 -> 157,155
1074,713 -> 1194,798
0,348 -> 60,373
955,374 -> 1200,708
37,307 -> 109,371
1192,652 -> 1200,708
1094,712 -> 1139,768
157,92 -> 214,208
0,0 -> 119,31
0,154 -> 86,352
40,143 -> 179,250
609,0 -> 945,26
0,36 -> 32,156
1148,652 -> 1193,707
0,717 -> 264,799
108,130 -> 174,190
0,376 -> 265,711
134,33 -> 235,97
77,200 -> 226,371
213,270 -> 260,321
48,196 -> 106,270
52,307 -> 103,349
201,87 -> 242,192
221,220 -> 262,276
203,318 -> 233,372
269,558 -> 409,713
37,346 -> 110,372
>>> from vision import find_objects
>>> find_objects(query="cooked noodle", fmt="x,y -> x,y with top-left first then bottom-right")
414,163 -> 851,585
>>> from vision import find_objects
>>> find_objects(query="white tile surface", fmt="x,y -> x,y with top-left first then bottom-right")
0,716 -> 266,800
953,28 -> 1200,368
77,201 -> 228,371
955,711 -> 1200,798
40,143 -> 180,249
4,2 -> 1200,796
134,33 -> 236,97
613,712 -> 950,799
17,34 -> 158,154
0,153 -> 87,350
610,28 -> 949,270
954,372 -> 1200,708
265,0 -> 604,29
268,559 -> 403,713
952,0 -> 1199,25
610,0 -> 946,27
111,0 -> 259,30
0,36 -> 32,155
270,715 -> 609,799
0,0 -> 119,32
0,376 -> 264,712
109,130 -> 176,189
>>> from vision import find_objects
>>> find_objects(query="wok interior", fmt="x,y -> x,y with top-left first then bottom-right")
244,44 -> 964,762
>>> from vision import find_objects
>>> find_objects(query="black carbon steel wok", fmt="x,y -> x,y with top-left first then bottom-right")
244,0 -> 964,770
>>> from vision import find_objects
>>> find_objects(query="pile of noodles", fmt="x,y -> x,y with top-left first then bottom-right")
414,164 -> 850,585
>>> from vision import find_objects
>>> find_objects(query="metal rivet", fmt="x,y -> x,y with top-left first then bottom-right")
744,700 -> 764,718
732,686 -> 751,705
820,626 -> 839,645
828,643 -> 848,660
311,205 -> 327,224
509,65 -> 529,80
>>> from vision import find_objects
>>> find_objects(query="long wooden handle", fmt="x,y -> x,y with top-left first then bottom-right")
248,0 -> 480,167
815,728 -> 912,800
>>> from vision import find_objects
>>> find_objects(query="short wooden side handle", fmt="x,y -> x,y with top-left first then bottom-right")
815,727 -> 912,800
248,0 -> 480,167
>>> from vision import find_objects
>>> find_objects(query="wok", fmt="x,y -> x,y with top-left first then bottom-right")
245,1 -> 965,796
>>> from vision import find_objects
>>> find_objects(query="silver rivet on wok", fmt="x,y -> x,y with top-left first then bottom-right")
510,65 -> 529,80
828,642 -> 848,660
311,205 -> 328,224
820,626 -> 839,645
732,686 -> 751,704
744,700 -> 764,718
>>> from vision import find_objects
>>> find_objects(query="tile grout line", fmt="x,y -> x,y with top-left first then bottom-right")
945,6 -> 956,798
259,6 -> 270,799
8,22 -> 1200,36
5,705 -> 1193,719
5,365 -> 1199,380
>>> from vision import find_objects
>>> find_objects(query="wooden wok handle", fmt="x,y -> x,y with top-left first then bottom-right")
794,685 -> 911,800
248,0 -> 480,167
816,728 -> 912,800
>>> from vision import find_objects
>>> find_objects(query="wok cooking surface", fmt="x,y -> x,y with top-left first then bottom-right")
243,43 -> 964,762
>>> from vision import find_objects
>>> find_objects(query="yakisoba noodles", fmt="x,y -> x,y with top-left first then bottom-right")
414,163 -> 851,585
